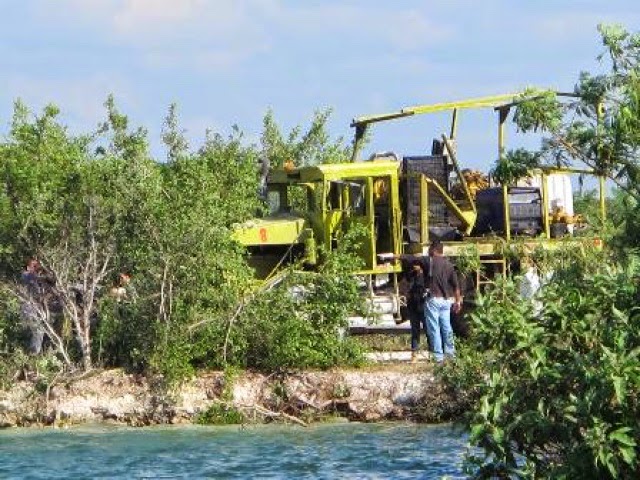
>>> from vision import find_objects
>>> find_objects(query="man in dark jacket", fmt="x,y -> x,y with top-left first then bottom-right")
20,258 -> 46,354
401,258 -> 428,362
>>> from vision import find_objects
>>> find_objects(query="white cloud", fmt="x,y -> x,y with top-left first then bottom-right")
112,0 -> 207,32
258,3 -> 453,51
30,1 -> 260,43
385,9 -> 453,50
31,0 -> 274,71
32,0 -> 455,69
35,0 -> 211,33
180,114 -> 223,145
143,42 -> 271,71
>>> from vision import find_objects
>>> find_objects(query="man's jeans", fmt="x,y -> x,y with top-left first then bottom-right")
425,297 -> 455,362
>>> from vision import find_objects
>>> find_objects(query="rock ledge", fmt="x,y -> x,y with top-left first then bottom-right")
0,365 -> 460,428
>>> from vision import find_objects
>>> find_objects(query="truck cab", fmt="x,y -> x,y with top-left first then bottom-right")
232,161 -> 403,277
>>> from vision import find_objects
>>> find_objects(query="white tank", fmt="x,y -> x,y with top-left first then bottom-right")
520,173 -> 574,232
546,173 -> 574,217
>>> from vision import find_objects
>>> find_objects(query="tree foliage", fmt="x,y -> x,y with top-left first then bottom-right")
221,227 -> 366,372
0,99 -> 360,381
491,148 -> 541,185
509,25 -> 640,200
455,25 -> 640,479
461,249 -> 640,479
261,109 -> 351,167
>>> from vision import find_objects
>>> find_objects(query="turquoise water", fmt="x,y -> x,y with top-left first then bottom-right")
0,423 -> 468,479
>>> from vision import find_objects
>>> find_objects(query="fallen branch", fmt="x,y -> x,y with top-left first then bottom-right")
290,393 -> 323,411
208,398 -> 309,427
186,269 -> 293,364
221,301 -> 246,363
45,370 -> 64,404
250,404 -> 308,427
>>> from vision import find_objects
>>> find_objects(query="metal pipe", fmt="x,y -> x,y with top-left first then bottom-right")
450,108 -> 458,140
498,108 -> 508,158
420,175 -> 429,245
502,185 -> 511,241
596,99 -> 607,223
541,172 -> 550,239
599,176 -> 607,221
498,108 -> 510,241
351,124 -> 368,162
443,135 -> 475,213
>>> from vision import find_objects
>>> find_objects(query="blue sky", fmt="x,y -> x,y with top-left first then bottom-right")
1,0 -> 638,170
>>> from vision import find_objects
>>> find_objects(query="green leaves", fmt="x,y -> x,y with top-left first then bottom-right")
0,97 -> 361,378
513,26 -> 640,208
609,427 -> 636,448
597,23 -> 640,73
513,88 -> 562,134
261,108 -> 351,168
458,249 -> 640,479
224,227 -> 366,372
490,148 -> 541,185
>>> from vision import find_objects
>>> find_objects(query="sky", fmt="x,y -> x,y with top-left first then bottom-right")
1,0 -> 638,171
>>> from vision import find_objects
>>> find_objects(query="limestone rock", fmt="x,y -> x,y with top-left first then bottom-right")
0,365 -> 455,428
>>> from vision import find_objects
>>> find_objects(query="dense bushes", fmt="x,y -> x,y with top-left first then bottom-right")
449,24 -> 640,478
0,98 -> 363,383
227,231 -> 367,372
455,249 -> 640,479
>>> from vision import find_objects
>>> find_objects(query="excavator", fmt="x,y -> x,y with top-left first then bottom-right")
232,92 -> 606,331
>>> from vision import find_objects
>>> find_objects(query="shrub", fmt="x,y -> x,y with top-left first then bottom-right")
463,251 -> 640,479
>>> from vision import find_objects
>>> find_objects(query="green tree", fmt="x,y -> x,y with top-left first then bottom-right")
510,25 -> 640,200
0,101 -> 108,370
490,148 -> 541,185
261,109 -> 351,168
0,96 -> 364,382
459,25 -> 640,479
464,249 -> 640,479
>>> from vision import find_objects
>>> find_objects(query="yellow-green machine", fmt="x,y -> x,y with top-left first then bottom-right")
233,161 -> 403,274
233,92 -> 606,331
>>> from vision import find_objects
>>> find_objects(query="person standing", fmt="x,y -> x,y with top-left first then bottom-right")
401,258 -> 429,362
20,258 -> 46,354
110,272 -> 136,303
424,241 -> 461,362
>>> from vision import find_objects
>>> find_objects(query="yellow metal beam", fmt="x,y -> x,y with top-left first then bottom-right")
352,89 -> 577,129
502,185 -> 511,241
350,111 -> 414,127
403,93 -> 518,116
541,173 -> 551,239
351,93 -> 520,127
420,175 -> 429,244
533,166 -> 595,175
442,135 -> 475,213
423,177 -> 476,235
494,91 -> 580,111
450,108 -> 458,140
441,236 -> 602,257
498,107 -> 508,158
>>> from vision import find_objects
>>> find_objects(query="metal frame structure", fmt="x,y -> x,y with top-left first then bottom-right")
350,91 -> 607,248
234,91 -> 609,330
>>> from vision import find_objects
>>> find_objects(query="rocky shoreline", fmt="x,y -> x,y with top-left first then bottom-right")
0,364 -> 464,428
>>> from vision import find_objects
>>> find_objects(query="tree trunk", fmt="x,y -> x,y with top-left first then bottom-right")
80,312 -> 92,371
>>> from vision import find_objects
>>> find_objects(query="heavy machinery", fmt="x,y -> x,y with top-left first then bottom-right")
233,93 -> 606,331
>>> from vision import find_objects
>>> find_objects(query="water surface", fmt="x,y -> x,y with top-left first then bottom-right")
0,423 -> 467,479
